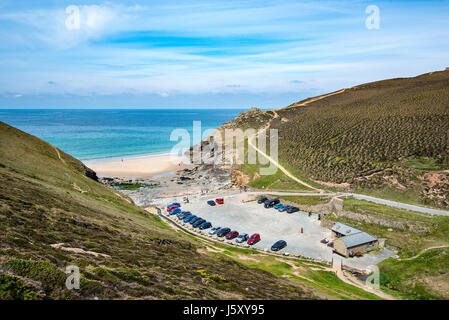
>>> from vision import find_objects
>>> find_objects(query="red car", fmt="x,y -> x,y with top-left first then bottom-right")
216,198 -> 224,204
226,230 -> 239,240
167,205 -> 179,212
247,233 -> 260,245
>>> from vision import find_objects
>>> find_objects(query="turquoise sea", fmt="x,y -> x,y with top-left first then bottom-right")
0,109 -> 244,161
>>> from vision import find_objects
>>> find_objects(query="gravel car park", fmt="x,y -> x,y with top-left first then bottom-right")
180,194 -> 333,260
161,192 -> 396,270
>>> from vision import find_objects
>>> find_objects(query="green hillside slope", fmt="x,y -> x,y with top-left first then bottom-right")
238,69 -> 449,208
0,121 -> 318,300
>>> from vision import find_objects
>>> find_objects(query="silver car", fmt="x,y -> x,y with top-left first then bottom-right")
209,226 -> 221,235
236,233 -> 249,243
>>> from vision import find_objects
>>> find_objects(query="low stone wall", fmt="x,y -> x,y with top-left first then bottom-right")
320,217 -> 335,229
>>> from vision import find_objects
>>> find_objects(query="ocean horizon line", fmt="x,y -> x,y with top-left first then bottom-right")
0,107 -> 251,110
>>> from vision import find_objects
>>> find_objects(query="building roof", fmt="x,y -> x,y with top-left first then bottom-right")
331,222 -> 362,236
341,232 -> 378,249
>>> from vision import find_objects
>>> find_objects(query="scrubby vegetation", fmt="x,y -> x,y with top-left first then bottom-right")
322,199 -> 449,299
0,272 -> 42,300
0,122 -> 320,300
378,247 -> 449,300
274,195 -> 330,207
202,244 -> 382,300
235,70 -> 449,208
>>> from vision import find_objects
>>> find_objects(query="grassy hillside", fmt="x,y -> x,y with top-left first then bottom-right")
0,121 -> 320,300
236,69 -> 449,207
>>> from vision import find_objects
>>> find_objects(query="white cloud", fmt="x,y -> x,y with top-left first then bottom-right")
0,0 -> 448,101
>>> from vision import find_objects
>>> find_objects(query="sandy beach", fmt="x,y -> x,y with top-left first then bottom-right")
85,154 -> 191,178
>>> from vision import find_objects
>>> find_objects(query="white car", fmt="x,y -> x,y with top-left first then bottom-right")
209,226 -> 221,235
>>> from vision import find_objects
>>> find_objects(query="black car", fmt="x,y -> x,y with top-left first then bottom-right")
193,218 -> 206,228
217,227 -> 231,237
189,216 -> 202,225
264,198 -> 280,208
271,240 -> 287,251
199,221 -> 212,230
257,197 -> 268,204
286,206 -> 299,213
207,200 -> 216,206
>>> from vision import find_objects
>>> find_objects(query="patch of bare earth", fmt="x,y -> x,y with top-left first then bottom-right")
197,245 -> 226,254
231,169 -> 250,187
50,243 -> 110,258
420,274 -> 449,299
310,178 -> 350,189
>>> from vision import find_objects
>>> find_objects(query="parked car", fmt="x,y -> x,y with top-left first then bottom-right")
199,221 -> 212,230
189,216 -> 202,225
278,205 -> 289,212
207,200 -> 216,206
209,226 -> 221,235
247,233 -> 260,245
274,203 -> 284,209
169,208 -> 181,215
271,240 -> 287,251
286,206 -> 299,213
176,211 -> 184,219
178,211 -> 191,219
167,205 -> 179,212
226,231 -> 239,240
217,227 -> 231,237
264,198 -> 280,208
235,233 -> 249,243
215,198 -> 224,204
171,202 -> 181,207
320,238 -> 329,244
184,214 -> 196,223
193,218 -> 206,228
257,197 -> 268,204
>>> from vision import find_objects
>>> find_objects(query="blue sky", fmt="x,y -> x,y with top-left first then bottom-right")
0,0 -> 448,108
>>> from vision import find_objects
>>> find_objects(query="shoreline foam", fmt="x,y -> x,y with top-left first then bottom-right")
84,154 -> 192,178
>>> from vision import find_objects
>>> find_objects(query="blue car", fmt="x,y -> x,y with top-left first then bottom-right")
171,202 -> 181,207
274,203 -> 284,209
278,205 -> 289,212
199,221 -> 212,230
170,208 -> 182,215
184,215 -> 196,223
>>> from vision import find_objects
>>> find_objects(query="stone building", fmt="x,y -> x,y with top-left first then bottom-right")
331,222 -> 378,257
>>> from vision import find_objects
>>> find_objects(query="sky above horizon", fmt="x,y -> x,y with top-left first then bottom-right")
0,0 -> 448,109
